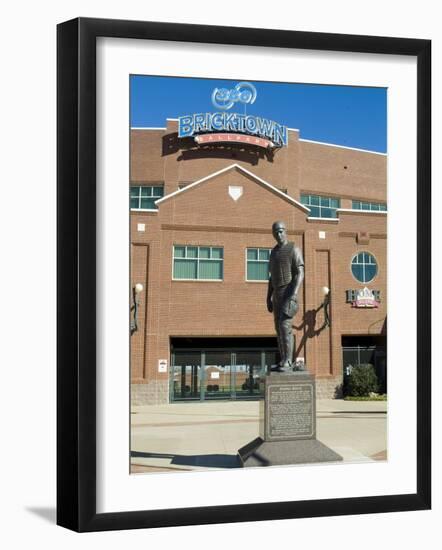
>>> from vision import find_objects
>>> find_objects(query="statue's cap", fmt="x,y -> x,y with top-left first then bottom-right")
272,221 -> 286,231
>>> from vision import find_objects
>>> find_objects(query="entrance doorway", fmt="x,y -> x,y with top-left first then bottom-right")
170,337 -> 279,401
342,335 -> 387,393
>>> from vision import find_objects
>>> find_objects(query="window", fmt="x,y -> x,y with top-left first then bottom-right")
301,194 -> 340,218
130,185 -> 164,209
173,246 -> 223,280
351,252 -> 378,283
246,248 -> 270,281
352,200 -> 387,211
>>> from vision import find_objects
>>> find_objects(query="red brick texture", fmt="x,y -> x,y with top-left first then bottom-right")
130,126 -> 387,402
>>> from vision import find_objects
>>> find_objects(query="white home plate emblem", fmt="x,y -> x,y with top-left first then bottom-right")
228,186 -> 243,201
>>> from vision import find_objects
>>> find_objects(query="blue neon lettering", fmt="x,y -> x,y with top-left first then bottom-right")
178,112 -> 288,146
256,117 -> 274,138
193,113 -> 206,133
211,112 -> 224,130
224,113 -> 237,131
245,116 -> 257,132
273,123 -> 288,146
236,114 -> 246,132
178,116 -> 193,137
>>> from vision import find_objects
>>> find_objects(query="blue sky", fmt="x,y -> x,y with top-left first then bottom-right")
131,75 -> 387,153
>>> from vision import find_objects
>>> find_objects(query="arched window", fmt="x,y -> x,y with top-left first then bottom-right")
351,252 -> 378,283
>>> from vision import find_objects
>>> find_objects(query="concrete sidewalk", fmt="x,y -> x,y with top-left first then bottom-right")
130,399 -> 387,473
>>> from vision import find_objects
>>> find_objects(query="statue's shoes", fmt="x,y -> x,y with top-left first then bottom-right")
270,364 -> 293,373
270,365 -> 285,372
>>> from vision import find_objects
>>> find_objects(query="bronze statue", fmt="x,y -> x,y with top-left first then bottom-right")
267,221 -> 304,373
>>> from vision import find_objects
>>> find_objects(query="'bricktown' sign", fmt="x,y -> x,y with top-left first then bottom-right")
178,82 -> 288,148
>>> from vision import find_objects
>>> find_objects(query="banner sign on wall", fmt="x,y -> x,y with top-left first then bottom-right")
346,287 -> 380,308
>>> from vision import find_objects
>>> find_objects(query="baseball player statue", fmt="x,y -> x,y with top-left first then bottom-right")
267,221 -> 304,373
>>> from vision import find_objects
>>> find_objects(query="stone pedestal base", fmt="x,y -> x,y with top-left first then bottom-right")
238,437 -> 342,467
238,372 -> 342,467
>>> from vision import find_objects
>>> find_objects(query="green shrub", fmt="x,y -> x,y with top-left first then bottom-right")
345,364 -> 379,397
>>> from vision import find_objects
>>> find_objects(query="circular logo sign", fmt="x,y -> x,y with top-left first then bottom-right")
211,82 -> 257,110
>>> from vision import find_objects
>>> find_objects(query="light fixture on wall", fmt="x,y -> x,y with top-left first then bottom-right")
322,286 -> 331,327
130,283 -> 144,334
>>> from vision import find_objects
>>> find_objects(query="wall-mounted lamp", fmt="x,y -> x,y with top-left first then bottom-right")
322,286 -> 331,327
130,283 -> 144,334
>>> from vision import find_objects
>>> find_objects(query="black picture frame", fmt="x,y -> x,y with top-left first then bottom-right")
57,17 -> 431,532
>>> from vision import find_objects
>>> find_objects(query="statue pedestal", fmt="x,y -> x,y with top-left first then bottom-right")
238,372 -> 342,467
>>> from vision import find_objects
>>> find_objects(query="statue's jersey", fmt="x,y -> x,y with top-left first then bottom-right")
269,241 -> 304,288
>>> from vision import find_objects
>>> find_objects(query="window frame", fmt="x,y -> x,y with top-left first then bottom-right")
301,193 -> 340,219
172,245 -> 224,281
245,247 -> 271,282
130,184 -> 164,210
352,200 -> 387,211
350,251 -> 379,284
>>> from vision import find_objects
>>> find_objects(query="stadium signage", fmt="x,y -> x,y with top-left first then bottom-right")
346,288 -> 380,308
195,133 -> 273,148
178,82 -> 288,148
211,81 -> 257,110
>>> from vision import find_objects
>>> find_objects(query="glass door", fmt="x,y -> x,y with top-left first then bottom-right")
172,352 -> 201,400
171,345 -> 279,401
234,351 -> 265,398
204,351 -> 233,399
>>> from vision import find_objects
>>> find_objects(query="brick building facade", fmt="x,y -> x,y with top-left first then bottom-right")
130,119 -> 387,405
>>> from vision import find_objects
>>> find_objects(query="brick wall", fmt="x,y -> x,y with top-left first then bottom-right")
129,127 -> 387,403
130,125 -> 386,203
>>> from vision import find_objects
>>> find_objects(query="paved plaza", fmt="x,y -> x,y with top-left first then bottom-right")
131,399 -> 387,473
